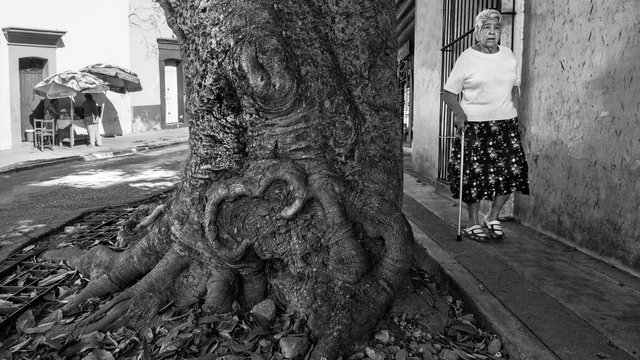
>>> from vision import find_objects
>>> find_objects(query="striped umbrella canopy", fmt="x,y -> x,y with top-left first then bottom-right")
79,63 -> 142,93
33,70 -> 109,99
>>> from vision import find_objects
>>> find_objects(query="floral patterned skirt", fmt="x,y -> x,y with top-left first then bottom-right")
448,118 -> 530,203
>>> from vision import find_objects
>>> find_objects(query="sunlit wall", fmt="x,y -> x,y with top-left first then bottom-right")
0,0 -> 132,150
128,0 -> 177,132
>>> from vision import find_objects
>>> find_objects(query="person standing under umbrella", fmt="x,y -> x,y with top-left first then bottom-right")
45,99 -> 59,120
82,94 -> 102,146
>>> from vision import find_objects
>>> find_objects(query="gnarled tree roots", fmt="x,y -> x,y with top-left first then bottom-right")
43,160 -> 414,359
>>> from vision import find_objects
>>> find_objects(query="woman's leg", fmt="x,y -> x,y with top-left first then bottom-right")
464,201 -> 488,242
467,201 -> 481,226
483,194 -> 510,239
487,193 -> 511,221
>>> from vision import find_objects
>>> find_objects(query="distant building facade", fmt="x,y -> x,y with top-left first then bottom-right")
0,0 -> 185,151
128,0 -> 186,133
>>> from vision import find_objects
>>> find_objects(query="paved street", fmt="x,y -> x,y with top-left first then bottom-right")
0,145 -> 188,258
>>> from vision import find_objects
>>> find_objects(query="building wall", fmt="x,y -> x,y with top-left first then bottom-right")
0,0 -> 132,150
517,1 -> 640,269
129,0 -> 178,132
0,15 -> 4,148
409,1 -> 639,270
0,45 -> 56,149
410,0 -> 443,181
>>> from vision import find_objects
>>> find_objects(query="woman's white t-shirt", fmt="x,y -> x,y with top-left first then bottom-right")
443,46 -> 520,122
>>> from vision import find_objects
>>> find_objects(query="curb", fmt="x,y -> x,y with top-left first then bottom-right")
0,141 -> 187,175
408,220 -> 559,360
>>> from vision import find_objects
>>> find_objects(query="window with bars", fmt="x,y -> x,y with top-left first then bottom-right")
437,0 -> 509,183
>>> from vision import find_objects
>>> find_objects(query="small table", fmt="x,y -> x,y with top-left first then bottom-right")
56,117 -> 88,147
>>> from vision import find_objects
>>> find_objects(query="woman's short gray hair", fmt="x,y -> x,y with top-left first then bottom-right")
474,9 -> 502,36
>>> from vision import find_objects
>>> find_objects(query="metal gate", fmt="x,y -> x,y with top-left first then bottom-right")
437,0 -> 504,182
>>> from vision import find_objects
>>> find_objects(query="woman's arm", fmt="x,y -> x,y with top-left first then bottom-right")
441,90 -> 467,131
511,85 -> 526,136
511,85 -> 520,113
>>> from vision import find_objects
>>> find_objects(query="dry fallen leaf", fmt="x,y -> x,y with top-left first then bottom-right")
16,310 -> 36,333
39,270 -> 74,287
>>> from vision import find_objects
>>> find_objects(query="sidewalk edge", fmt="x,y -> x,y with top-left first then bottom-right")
409,220 -> 559,360
0,141 -> 187,175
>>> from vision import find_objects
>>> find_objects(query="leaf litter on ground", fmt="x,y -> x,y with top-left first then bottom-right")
0,200 -> 508,360
1,266 -> 507,360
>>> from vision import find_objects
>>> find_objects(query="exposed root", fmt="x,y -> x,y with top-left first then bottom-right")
61,225 -> 174,317
69,242 -> 191,334
43,245 -> 117,280
72,294 -> 132,336
228,251 -> 268,307
116,203 -> 166,247
203,266 -> 239,312
347,191 -> 414,297
203,160 -> 308,262
47,159 -> 411,360
201,159 -> 367,286
309,191 -> 414,360
63,273 -> 122,314
308,172 -> 367,283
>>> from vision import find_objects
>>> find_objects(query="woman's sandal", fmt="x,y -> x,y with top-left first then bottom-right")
483,219 -> 505,240
463,225 -> 489,243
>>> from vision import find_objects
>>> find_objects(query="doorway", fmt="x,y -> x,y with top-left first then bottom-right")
163,59 -> 179,126
19,57 -> 47,140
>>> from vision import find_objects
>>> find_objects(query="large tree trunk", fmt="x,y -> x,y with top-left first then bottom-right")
44,1 -> 414,358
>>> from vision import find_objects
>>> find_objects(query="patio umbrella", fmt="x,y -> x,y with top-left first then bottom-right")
79,63 -> 142,93
33,70 -> 109,99
33,70 -> 108,124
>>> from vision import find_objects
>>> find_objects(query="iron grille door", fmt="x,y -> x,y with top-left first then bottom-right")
437,0 -> 501,182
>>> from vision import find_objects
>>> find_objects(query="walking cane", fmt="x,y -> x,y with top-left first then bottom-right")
456,129 -> 465,241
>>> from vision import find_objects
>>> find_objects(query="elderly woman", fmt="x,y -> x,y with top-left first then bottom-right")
441,9 -> 529,242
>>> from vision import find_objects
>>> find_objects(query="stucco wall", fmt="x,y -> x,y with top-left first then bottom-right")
0,0 -> 132,149
410,0 -> 443,180
0,13 -> 10,149
517,1 -> 640,269
129,0 -> 176,130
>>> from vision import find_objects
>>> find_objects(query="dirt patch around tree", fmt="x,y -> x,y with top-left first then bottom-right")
0,198 -> 507,360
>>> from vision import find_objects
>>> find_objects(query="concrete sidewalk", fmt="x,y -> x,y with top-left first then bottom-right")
0,127 -> 190,174
1,130 -> 638,359
403,166 -> 640,360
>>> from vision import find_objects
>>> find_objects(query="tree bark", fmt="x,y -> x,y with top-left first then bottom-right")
43,1 -> 414,358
